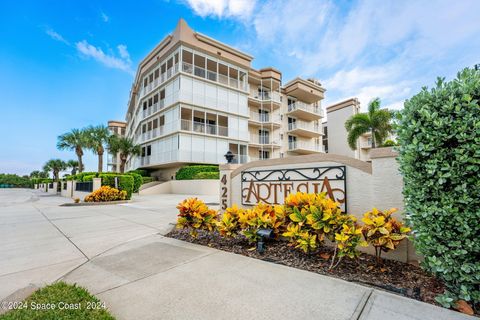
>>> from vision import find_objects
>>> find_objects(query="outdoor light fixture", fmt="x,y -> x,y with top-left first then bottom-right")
224,150 -> 234,163
256,228 -> 274,254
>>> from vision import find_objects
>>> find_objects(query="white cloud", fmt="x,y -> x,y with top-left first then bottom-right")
101,12 -> 110,22
45,28 -> 70,45
185,0 -> 256,19
76,40 -> 133,74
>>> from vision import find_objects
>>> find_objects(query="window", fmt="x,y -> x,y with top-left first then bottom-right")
259,129 -> 269,144
143,102 -> 147,110
141,147 -> 146,157
146,145 -> 152,156
142,124 -> 146,134
259,150 -> 270,159
154,69 -> 159,79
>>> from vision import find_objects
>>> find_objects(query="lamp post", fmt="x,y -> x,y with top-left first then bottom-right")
224,150 -> 234,164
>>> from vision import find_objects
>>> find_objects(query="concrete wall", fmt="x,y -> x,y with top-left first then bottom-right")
220,148 -> 418,263
140,180 -> 219,196
327,105 -> 358,159
47,182 -> 57,194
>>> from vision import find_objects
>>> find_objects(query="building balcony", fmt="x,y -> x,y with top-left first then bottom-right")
248,89 -> 281,108
287,121 -> 321,138
249,134 -> 281,148
181,62 -> 248,92
283,78 -> 325,104
288,141 -> 323,154
248,112 -> 281,127
286,102 -> 323,121
140,63 -> 179,97
180,119 -> 228,137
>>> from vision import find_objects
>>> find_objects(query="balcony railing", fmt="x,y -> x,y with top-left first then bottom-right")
288,141 -> 323,152
250,89 -> 282,103
250,134 -> 279,145
182,62 -> 247,91
230,154 -> 249,164
287,101 -> 322,115
288,121 -> 319,132
141,63 -> 179,97
181,119 -> 228,137
249,112 -> 281,124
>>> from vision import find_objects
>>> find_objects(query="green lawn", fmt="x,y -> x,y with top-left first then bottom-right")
0,282 -> 115,320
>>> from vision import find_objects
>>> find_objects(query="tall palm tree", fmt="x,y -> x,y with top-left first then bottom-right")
345,98 -> 393,150
43,159 -> 67,181
29,170 -> 49,179
108,136 -> 141,173
85,125 -> 111,173
66,159 -> 80,175
57,129 -> 88,173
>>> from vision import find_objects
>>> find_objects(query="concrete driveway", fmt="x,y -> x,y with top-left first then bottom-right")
0,189 -> 216,301
0,189 -> 474,320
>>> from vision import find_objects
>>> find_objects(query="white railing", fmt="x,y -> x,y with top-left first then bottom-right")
288,121 -> 319,132
181,119 -> 228,137
288,141 -> 323,152
250,89 -> 282,103
250,134 -> 279,145
288,101 -> 322,115
250,112 -> 281,124
181,62 -> 247,91
141,63 -> 179,98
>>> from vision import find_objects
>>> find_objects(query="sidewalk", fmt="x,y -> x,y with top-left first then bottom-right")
62,235 -> 474,320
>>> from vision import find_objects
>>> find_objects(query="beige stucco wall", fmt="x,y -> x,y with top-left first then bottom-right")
140,180 -> 219,196
220,149 -> 418,262
47,182 -> 57,194
326,106 -> 358,159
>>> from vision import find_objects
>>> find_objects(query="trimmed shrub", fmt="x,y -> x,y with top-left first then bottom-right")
141,177 -> 154,184
67,172 -> 98,182
84,186 -> 127,202
176,198 -> 218,237
397,68 -> 480,307
192,171 -> 219,179
83,174 -> 95,182
175,165 -> 219,180
127,169 -> 149,177
381,139 -> 398,147
99,173 -> 134,200
125,172 -> 142,193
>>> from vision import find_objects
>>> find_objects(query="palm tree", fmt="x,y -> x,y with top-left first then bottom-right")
43,159 -> 67,181
29,170 -> 49,179
108,136 -> 141,173
57,129 -> 88,173
345,98 -> 393,150
66,160 -> 80,175
85,125 -> 111,173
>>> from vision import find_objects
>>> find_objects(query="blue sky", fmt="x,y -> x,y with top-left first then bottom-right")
1,0 -> 479,175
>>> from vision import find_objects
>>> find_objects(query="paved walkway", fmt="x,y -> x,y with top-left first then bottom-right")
0,189 -> 474,319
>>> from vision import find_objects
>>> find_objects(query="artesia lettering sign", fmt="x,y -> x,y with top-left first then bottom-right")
241,166 -> 347,211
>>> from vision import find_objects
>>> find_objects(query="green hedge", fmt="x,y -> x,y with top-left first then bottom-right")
83,174 -> 95,182
66,172 -> 98,182
127,169 -> 149,177
397,68 -> 480,307
142,177 -> 154,184
125,172 -> 142,193
99,173 -> 134,199
175,165 -> 219,180
192,172 -> 219,179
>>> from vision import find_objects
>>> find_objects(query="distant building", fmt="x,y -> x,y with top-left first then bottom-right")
107,120 -> 126,172
323,98 -> 372,161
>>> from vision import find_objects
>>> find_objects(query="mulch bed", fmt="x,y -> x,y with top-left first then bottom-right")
166,228 -> 446,307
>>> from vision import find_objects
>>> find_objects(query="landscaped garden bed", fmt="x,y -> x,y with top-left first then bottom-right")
166,228 -> 445,308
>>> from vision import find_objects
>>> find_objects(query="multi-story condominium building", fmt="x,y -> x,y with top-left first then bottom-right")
323,98 -> 372,161
121,19 -> 325,179
106,120 -> 126,172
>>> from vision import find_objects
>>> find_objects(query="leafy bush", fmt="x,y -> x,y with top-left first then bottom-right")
0,174 -> 32,188
381,139 -> 398,147
175,165 -> 219,180
66,172 -> 98,182
216,204 -> 244,238
142,177 -> 154,184
125,172 -> 142,193
397,68 -> 480,307
83,174 -> 95,182
362,208 -> 410,263
240,203 -> 285,243
84,186 -> 127,202
176,198 -> 218,237
99,173 -> 134,199
127,169 -> 149,177
193,171 -> 219,179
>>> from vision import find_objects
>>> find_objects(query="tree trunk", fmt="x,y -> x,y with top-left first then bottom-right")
371,129 -> 376,148
119,160 -> 125,174
98,148 -> 104,173
77,154 -> 83,173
